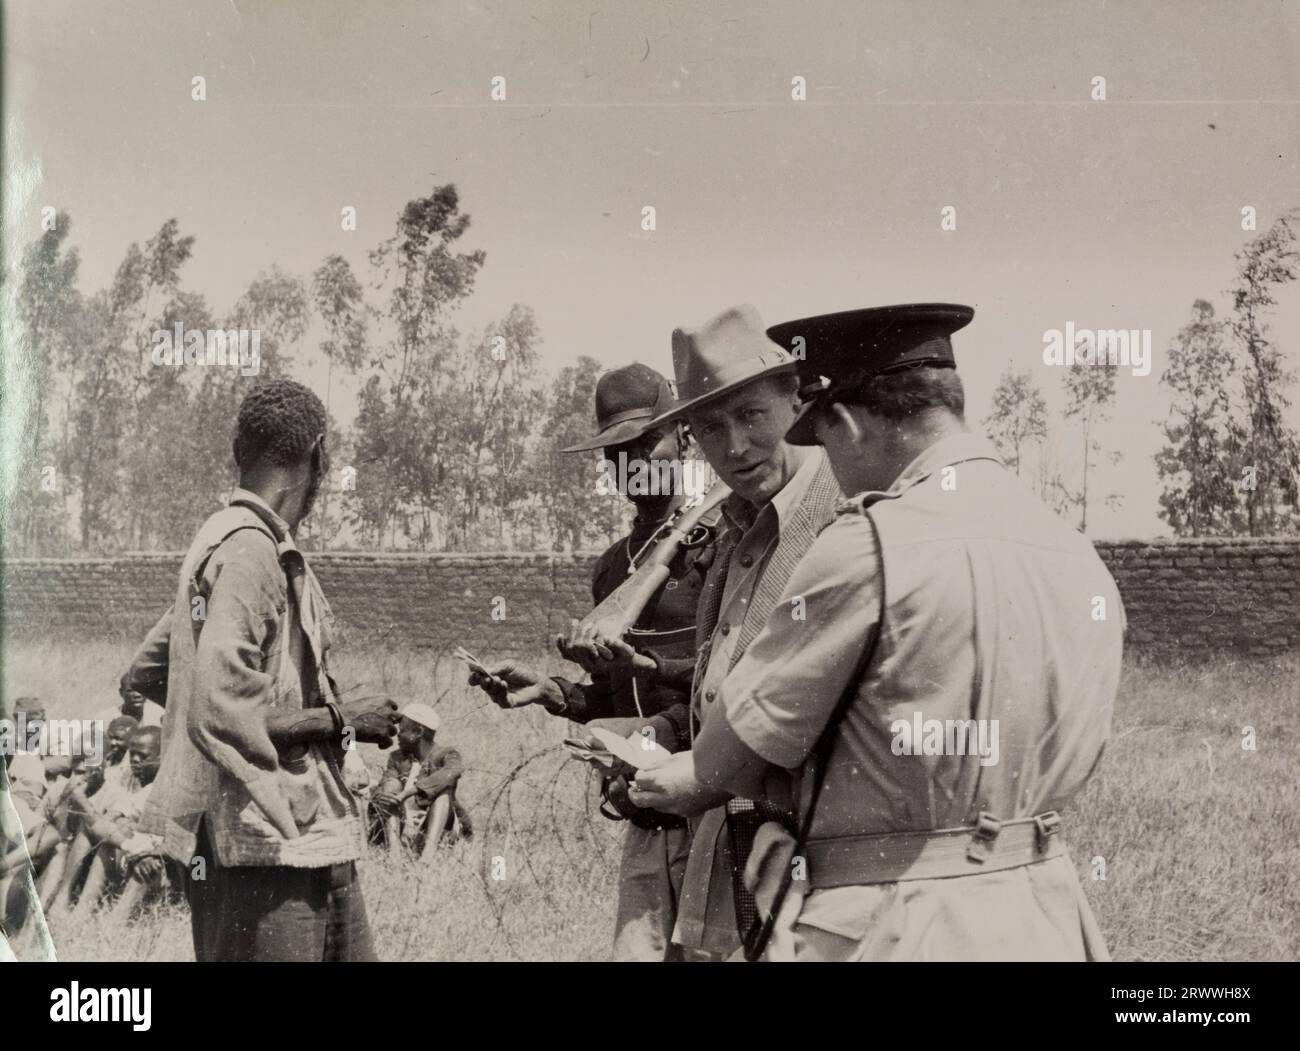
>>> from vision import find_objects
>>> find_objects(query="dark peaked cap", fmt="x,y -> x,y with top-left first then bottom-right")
561,363 -> 675,453
767,303 -> 975,445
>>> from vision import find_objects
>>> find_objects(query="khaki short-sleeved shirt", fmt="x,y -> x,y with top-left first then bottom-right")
711,433 -> 1124,959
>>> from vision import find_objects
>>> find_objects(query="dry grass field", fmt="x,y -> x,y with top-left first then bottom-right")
5,637 -> 1297,961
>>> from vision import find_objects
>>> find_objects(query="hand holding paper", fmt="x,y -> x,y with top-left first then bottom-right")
586,726 -> 672,771
627,750 -> 732,817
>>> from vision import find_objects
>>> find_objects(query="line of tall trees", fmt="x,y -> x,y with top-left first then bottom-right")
982,353 -> 1123,532
2,185 -> 626,556
7,195 -> 1296,551
983,208 -> 1300,536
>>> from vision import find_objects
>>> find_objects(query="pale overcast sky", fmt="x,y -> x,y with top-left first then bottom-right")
4,0 -> 1298,536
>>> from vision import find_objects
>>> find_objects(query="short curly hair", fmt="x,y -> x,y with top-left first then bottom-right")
234,379 -> 328,469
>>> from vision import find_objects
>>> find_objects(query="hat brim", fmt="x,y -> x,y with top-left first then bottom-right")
560,414 -> 658,454
784,398 -> 823,446
647,360 -> 799,430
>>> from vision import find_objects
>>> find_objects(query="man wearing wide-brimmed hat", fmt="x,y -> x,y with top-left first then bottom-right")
601,305 -> 845,959
468,363 -> 719,961
637,304 -> 1123,961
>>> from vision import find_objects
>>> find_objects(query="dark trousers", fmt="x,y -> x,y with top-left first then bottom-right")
188,820 -> 375,962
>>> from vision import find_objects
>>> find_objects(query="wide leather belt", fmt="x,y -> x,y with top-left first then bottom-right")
806,811 -> 1065,889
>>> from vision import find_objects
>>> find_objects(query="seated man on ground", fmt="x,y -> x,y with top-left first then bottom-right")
2,774 -> 50,933
368,704 -> 472,858
4,699 -> 66,880
5,698 -> 48,805
38,714 -> 140,908
1,698 -> 56,959
93,675 -> 165,729
95,715 -> 142,798
59,726 -> 165,921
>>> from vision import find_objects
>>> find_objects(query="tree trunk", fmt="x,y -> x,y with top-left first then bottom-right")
1080,419 -> 1090,534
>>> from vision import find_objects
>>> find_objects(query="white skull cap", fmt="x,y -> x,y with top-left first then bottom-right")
401,703 -> 441,732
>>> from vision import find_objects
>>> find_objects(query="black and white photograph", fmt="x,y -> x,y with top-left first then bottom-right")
0,0 -> 1297,1025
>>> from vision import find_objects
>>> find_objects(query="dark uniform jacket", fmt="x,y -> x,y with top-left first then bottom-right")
551,509 -> 719,753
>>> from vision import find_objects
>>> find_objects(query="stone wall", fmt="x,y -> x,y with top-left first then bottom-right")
0,553 -> 593,662
3,539 -> 1297,659
1093,539 -> 1299,658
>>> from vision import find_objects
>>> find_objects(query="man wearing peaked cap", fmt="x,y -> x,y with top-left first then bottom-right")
467,362 -> 720,961
636,302 -> 1125,961
619,305 -> 845,959
767,303 -> 975,446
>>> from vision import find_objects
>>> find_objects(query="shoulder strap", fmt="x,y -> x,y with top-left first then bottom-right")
228,499 -> 340,710
192,518 -> 279,586
743,508 -> 886,962
228,497 -> 288,545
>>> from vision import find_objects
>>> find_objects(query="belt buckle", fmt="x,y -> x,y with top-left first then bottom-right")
1034,811 -> 1062,852
965,811 -> 1002,864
